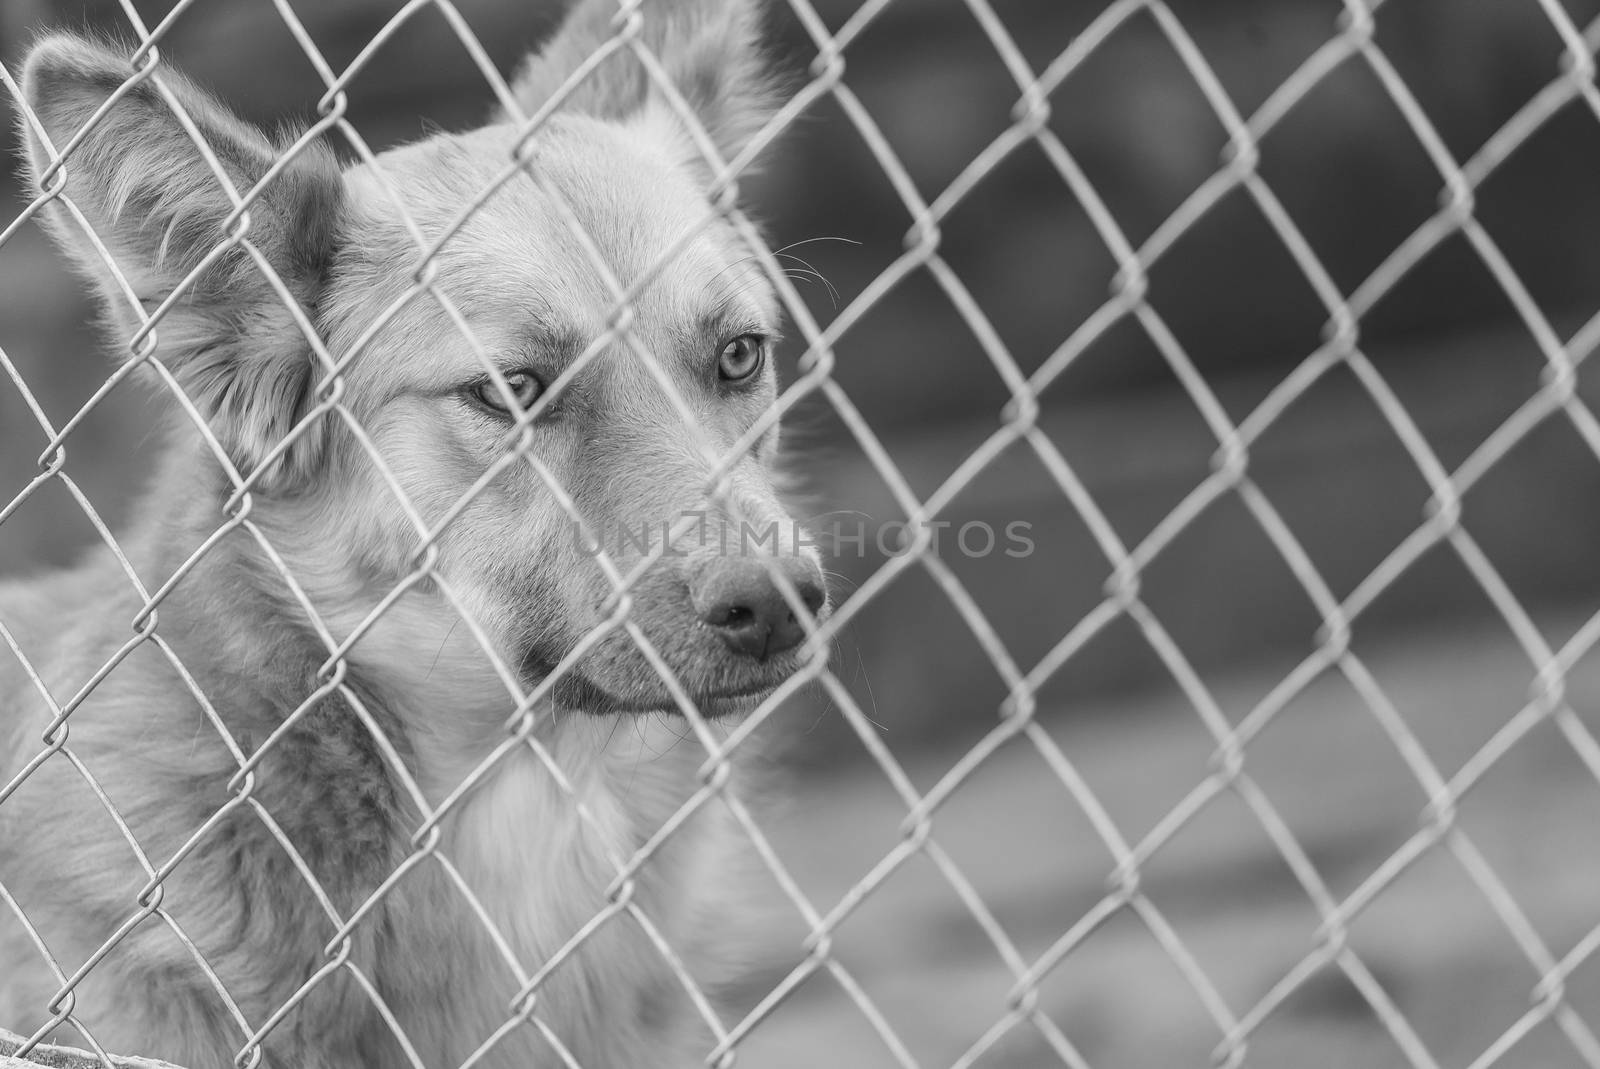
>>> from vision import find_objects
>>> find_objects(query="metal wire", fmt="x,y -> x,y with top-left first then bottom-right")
3,0 -> 1600,1067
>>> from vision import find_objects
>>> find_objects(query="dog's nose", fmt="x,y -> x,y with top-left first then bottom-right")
693,557 -> 826,660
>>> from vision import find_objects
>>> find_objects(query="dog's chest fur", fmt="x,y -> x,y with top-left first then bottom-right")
370,724 -> 726,1069
241,606 -> 733,1068
257,551 -> 732,1065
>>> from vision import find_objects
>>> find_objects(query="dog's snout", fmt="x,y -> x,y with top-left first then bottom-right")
693,557 -> 826,661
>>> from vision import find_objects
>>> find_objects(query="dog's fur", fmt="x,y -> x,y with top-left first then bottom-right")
0,2 -> 821,1066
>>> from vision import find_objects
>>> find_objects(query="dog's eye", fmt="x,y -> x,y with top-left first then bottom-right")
470,371 -> 543,415
717,334 -> 765,382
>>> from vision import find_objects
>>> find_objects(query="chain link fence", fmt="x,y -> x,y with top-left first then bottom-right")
5,0 -> 1600,1066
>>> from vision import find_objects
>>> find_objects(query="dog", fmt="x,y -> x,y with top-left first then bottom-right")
0,0 -> 825,1065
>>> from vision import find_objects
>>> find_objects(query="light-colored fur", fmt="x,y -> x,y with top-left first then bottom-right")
0,2 -> 817,1066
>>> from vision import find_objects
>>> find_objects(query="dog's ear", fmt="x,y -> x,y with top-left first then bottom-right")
19,35 -> 344,493
501,0 -> 777,171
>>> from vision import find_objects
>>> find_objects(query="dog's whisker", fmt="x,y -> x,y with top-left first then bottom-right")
424,618 -> 464,683
769,234 -> 861,256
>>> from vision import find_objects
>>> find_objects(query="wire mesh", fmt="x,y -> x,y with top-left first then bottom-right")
4,0 -> 1600,1067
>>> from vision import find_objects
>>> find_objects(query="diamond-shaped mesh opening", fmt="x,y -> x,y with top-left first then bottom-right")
1373,2 -> 1572,164
1472,100 -> 1600,320
802,851 -> 1041,1065
1142,185 -> 1333,408
1157,1 -> 1331,119
1043,10 -> 1232,249
1250,44 -> 1441,300
839,0 -> 1035,198
1359,227 -> 1558,360
1349,607 -> 1548,782
1031,330 -> 1220,545
1216,666 -> 1433,899
1022,896 -> 1235,1066
935,140 -> 1094,382
1131,484 -> 1329,703
1032,661 -> 1221,838
1128,786 -> 1333,1019
1458,411 -> 1600,630
1451,714 -> 1600,950
1242,965 -> 1428,1069
1241,361 -> 1438,602
802,262 -> 1021,454
1338,842 -> 1572,1063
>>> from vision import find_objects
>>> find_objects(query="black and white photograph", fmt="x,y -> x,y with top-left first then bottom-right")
4,1 -> 1600,1067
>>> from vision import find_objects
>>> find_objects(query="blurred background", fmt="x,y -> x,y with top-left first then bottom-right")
8,1 -> 1600,1066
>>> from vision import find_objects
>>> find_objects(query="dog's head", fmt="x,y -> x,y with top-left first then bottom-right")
19,0 -> 826,723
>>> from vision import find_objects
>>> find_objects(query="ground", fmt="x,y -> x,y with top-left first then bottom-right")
732,609 -> 1600,1069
